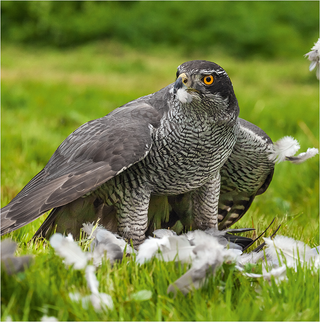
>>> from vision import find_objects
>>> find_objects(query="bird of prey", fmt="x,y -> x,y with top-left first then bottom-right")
1,60 -> 240,247
1,60 -> 317,246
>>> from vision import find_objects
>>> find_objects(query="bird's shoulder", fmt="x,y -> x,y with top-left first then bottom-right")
44,85 -> 173,179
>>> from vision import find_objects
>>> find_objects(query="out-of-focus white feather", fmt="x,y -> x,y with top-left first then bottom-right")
50,233 -> 87,270
85,265 -> 99,294
154,235 -> 195,263
264,235 -> 320,269
89,293 -> 114,311
69,292 -> 114,311
269,136 -> 300,163
136,236 -> 171,264
305,38 -> 320,79
285,148 -> 318,164
153,229 -> 177,238
167,231 -> 241,295
92,243 -> 123,267
236,251 -> 265,267
82,223 -> 135,254
243,265 -> 287,283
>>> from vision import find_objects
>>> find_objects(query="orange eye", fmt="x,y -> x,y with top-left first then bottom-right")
203,75 -> 214,85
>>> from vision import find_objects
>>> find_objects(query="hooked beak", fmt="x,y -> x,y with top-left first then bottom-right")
174,73 -> 188,94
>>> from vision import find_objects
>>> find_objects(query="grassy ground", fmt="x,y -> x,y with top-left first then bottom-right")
1,42 -> 319,320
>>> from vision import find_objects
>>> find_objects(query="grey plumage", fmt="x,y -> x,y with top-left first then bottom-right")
165,121 -> 318,232
1,60 -> 239,247
1,239 -> 33,275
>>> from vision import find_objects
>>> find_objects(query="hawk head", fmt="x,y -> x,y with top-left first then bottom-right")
174,60 -> 239,123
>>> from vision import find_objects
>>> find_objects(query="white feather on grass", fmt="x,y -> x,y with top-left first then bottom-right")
243,265 -> 287,283
69,292 -> 114,311
166,231 -> 242,295
50,233 -> 87,270
50,233 -> 114,311
86,265 -> 99,294
264,235 -> 320,269
136,236 -> 173,264
82,223 -> 135,254
137,233 -> 194,265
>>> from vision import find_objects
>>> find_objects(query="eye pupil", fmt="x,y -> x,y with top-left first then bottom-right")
203,75 -> 214,85
203,75 -> 213,85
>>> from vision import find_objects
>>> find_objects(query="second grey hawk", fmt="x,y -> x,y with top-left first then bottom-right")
1,60 -> 240,247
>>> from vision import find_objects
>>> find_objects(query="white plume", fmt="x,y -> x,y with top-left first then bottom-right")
155,235 -> 195,263
136,235 -> 194,264
167,231 -> 241,295
285,147 -> 318,164
269,136 -> 300,163
50,233 -> 87,270
243,265 -> 287,283
136,236 -> 171,264
69,292 -> 114,311
153,229 -> 177,238
85,265 -> 99,294
236,251 -> 265,267
263,235 -> 320,269
305,38 -> 320,79
82,223 -> 135,254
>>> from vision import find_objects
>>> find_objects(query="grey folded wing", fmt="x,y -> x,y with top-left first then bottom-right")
1,100 -> 165,235
218,118 -> 274,229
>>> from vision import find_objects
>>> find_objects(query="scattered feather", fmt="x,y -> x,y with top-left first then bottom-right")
85,265 -> 99,294
236,251 -> 265,267
89,293 -> 114,311
155,235 -> 195,263
136,236 -> 171,264
92,242 -> 123,267
69,292 -> 114,311
305,38 -> 320,79
50,233 -> 87,270
82,223 -> 134,266
243,265 -> 287,283
1,239 -> 33,275
312,246 -> 320,255
153,229 -> 177,238
285,148 -> 318,164
167,231 -> 240,295
264,235 -> 320,269
269,136 -> 300,163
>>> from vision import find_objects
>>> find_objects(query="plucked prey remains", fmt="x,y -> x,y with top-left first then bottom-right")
1,60 -> 317,246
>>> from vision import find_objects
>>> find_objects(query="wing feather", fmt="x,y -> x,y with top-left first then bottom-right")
1,98 -> 167,235
218,118 -> 274,229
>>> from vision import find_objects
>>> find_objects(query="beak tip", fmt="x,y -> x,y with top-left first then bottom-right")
174,77 -> 183,93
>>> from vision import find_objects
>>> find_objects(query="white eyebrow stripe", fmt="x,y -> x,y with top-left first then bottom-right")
200,69 -> 228,76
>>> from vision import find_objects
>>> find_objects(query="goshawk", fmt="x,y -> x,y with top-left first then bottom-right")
1,60 -> 240,247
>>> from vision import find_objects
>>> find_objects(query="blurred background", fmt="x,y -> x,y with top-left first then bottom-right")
1,1 -> 319,243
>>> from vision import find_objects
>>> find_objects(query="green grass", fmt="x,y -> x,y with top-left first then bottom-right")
1,42 -> 319,320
